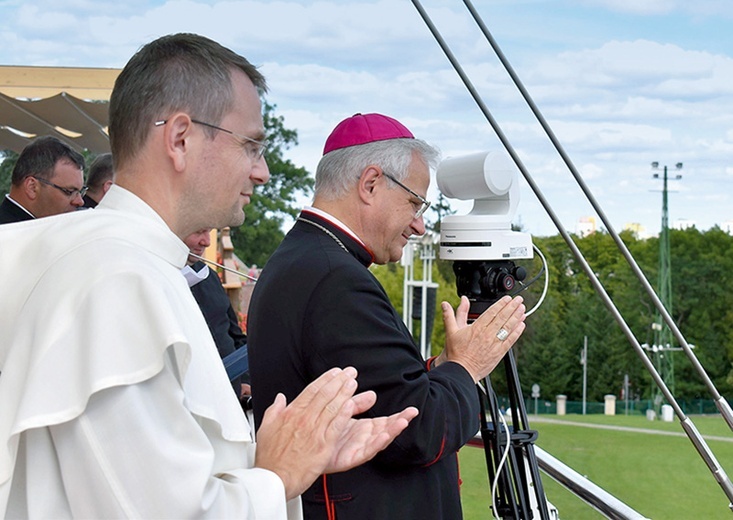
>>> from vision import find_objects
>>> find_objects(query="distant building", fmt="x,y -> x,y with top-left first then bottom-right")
722,220 -> 733,235
576,216 -> 596,237
623,222 -> 652,239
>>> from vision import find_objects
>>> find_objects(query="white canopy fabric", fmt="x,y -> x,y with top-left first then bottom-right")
0,91 -> 110,154
0,65 -> 119,155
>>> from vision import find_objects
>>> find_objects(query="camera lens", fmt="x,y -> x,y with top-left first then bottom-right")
498,272 -> 515,291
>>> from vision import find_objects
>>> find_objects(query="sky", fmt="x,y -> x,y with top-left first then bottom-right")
1,0 -> 732,237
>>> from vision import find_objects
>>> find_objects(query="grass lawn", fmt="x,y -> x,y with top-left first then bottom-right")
458,414 -> 733,519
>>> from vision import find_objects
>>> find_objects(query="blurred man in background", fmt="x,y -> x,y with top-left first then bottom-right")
0,136 -> 85,223
83,152 -> 115,208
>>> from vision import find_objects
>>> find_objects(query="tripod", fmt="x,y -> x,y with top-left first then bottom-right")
456,260 -> 550,519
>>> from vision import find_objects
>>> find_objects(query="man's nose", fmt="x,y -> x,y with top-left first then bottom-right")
411,214 -> 426,236
252,157 -> 270,185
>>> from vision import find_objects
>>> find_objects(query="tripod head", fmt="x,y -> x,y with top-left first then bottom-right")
454,259 -> 527,317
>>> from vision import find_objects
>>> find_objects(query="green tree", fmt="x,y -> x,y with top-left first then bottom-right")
0,150 -> 18,194
427,192 -> 455,230
230,100 -> 314,267
669,227 -> 733,399
516,234 -> 579,399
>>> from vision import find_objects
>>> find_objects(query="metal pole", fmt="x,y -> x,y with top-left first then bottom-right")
420,282 -> 428,359
582,336 -> 588,416
402,243 -> 413,331
535,446 -> 649,519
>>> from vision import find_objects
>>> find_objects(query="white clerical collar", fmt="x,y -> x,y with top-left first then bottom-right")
181,264 -> 210,287
302,206 -> 366,248
4,195 -> 35,218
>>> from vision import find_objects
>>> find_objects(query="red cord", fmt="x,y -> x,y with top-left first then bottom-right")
322,474 -> 336,520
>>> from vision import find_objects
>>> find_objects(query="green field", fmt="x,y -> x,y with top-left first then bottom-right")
458,414 -> 733,519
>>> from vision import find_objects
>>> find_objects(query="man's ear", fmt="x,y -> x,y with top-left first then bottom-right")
357,165 -> 382,204
162,113 -> 195,172
22,176 -> 40,200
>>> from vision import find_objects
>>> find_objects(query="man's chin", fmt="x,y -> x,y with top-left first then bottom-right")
229,209 -> 245,228
385,249 -> 404,265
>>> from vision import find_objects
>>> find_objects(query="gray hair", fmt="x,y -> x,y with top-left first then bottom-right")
109,33 -> 267,170
315,138 -> 440,200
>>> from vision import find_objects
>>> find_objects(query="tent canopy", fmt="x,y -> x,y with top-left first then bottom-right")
0,65 -> 120,155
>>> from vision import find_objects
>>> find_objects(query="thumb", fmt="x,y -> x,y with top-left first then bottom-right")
265,393 -> 287,419
455,295 -> 470,325
441,301 -> 458,337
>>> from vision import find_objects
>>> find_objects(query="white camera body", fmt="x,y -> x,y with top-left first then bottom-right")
437,150 -> 533,261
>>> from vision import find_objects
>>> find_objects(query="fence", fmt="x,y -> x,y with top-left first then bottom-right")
493,396 -> 728,416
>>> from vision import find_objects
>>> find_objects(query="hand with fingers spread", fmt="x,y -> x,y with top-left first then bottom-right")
323,391 -> 419,475
254,366 -> 418,500
435,295 -> 526,382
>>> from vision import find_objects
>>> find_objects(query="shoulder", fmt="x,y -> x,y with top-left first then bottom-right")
1,209 -> 187,328
0,197 -> 32,224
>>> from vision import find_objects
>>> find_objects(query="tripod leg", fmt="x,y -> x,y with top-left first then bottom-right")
488,362 -> 535,519
503,350 -> 552,520
479,375 -> 522,519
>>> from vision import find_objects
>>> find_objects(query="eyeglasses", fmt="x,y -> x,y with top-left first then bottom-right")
154,119 -> 268,161
34,176 -> 88,199
383,171 -> 431,219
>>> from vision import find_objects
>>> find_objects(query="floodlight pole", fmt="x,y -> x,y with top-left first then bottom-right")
649,162 -> 682,412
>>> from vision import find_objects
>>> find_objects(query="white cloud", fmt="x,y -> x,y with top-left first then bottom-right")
0,0 -> 731,235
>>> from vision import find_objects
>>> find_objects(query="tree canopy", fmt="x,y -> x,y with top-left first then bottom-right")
0,150 -> 17,195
